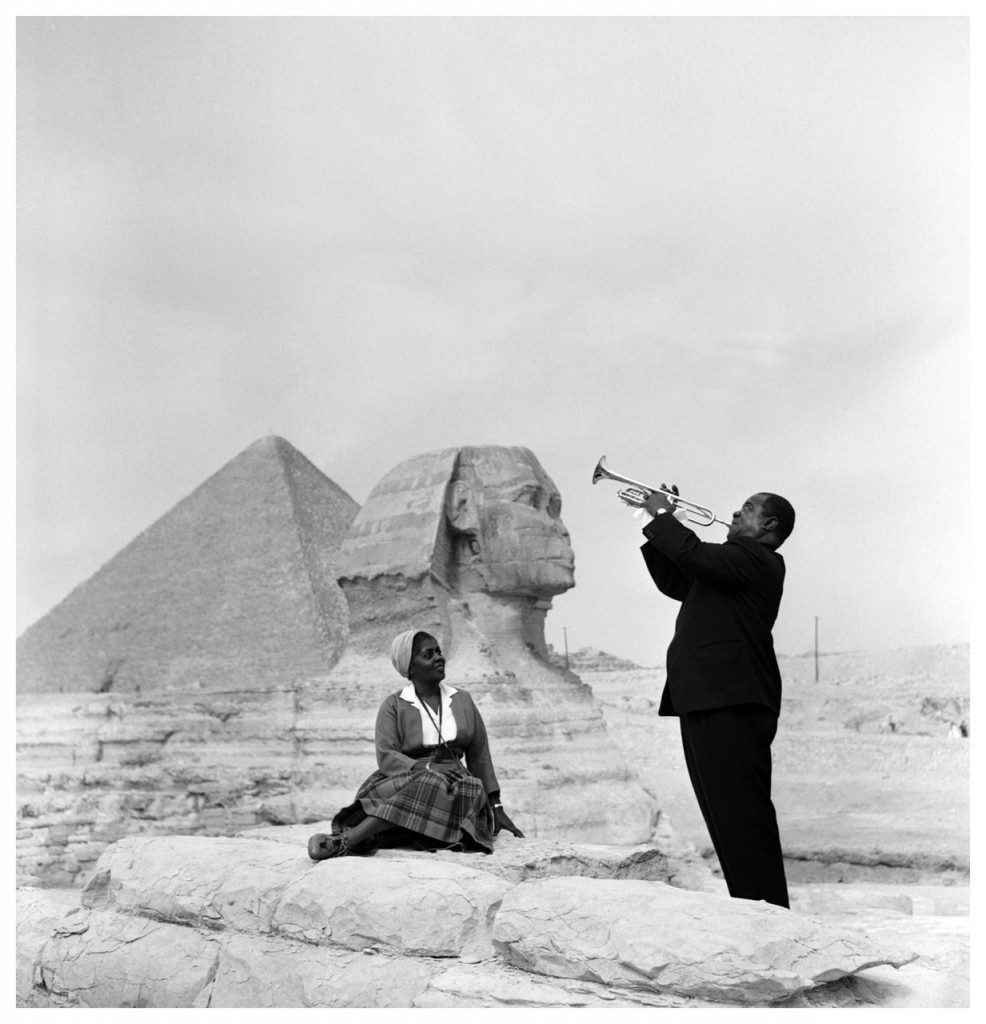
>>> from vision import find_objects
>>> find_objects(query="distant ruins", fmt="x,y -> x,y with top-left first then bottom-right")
17,438 -> 659,886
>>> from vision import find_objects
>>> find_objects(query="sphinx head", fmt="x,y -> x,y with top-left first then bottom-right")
444,446 -> 575,599
336,445 -> 575,655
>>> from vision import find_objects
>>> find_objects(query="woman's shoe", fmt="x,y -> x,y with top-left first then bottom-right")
308,832 -> 350,861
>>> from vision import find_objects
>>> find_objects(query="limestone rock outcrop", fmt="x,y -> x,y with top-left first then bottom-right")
82,835 -> 511,963
21,831 -> 916,1008
548,645 -> 644,672
492,876 -> 915,1004
16,888 -> 79,1007
238,819 -> 717,891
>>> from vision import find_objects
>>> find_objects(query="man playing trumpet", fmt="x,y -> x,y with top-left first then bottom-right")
640,485 -> 796,909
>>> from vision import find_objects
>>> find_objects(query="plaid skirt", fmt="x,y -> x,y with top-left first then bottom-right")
332,762 -> 495,853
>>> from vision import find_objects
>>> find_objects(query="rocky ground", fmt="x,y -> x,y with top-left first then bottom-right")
17,642 -> 971,1008
571,641 -> 971,1008
572,643 -> 969,876
16,835 -> 935,1008
18,841 -> 968,1009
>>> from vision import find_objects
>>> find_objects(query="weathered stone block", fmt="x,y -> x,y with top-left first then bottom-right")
204,932 -> 437,1008
81,835 -> 312,933
16,888 -> 81,1007
273,856 -> 511,961
238,823 -> 706,889
38,908 -> 220,1007
416,961 -> 713,1007
25,832 -> 941,1008
492,876 -> 918,1004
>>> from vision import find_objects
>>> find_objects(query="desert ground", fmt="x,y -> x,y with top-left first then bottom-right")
576,643 -> 969,877
573,642 -> 970,1007
19,643 -> 971,1008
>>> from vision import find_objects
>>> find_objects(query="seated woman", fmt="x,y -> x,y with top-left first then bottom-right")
308,628 -> 523,860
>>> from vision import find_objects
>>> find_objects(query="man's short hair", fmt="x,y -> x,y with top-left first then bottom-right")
761,494 -> 795,546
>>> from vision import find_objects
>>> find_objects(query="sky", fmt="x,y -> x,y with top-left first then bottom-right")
16,15 -> 970,668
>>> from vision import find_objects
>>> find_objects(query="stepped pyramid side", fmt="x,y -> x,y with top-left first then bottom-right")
16,436 -> 360,694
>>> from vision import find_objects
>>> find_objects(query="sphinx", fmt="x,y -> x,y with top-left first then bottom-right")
295,445 -> 658,844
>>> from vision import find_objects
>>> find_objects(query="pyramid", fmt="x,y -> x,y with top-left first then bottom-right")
16,436 -> 359,694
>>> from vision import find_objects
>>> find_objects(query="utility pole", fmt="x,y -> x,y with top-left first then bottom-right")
814,616 -> 819,682
563,627 -> 570,671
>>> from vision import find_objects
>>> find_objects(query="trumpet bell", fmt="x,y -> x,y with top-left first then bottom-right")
591,454 -> 652,495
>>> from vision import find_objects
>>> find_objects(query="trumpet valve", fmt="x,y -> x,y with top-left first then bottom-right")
617,487 -> 649,508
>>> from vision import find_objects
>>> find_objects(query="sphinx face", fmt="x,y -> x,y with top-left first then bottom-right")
450,447 -> 575,598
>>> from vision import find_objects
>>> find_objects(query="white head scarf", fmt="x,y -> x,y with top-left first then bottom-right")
390,628 -> 431,679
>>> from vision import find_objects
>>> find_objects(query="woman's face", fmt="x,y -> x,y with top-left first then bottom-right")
409,634 -> 446,685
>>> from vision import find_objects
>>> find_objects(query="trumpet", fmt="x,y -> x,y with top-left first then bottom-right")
591,456 -> 730,528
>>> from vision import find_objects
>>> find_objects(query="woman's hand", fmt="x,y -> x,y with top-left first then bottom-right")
493,805 -> 524,838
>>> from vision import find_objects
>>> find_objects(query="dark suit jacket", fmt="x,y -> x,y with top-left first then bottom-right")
374,685 -> 500,796
641,513 -> 785,716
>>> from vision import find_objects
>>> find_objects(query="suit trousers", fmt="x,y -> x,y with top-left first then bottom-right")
679,703 -> 789,908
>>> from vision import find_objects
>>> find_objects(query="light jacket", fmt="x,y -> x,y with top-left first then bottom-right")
374,684 -> 500,796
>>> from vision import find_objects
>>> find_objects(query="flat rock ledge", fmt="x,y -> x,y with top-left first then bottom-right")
239,821 -> 682,885
20,831 -> 915,1008
240,814 -> 718,892
493,876 -> 915,1005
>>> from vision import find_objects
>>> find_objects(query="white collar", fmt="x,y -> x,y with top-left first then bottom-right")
399,680 -> 458,705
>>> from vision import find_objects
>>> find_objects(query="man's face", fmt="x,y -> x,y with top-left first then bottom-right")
727,493 -> 774,542
452,447 -> 575,597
